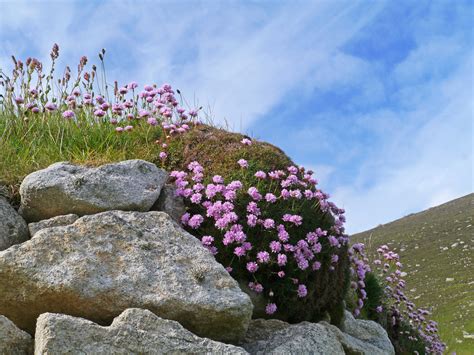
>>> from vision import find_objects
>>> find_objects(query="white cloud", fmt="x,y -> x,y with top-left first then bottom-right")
333,52 -> 473,234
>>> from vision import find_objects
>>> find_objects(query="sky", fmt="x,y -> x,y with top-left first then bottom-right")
0,0 -> 472,233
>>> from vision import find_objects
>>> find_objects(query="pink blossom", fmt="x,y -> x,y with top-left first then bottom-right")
241,138 -> 252,145
265,303 -> 277,315
246,262 -> 258,273
237,159 -> 248,168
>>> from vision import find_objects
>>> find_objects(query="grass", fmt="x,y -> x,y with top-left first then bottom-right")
352,194 -> 474,354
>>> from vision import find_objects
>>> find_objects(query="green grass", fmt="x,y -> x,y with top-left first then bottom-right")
0,111 -> 164,188
352,194 -> 474,354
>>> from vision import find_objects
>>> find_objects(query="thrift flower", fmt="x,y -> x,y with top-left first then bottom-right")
265,303 -> 277,315
237,159 -> 248,168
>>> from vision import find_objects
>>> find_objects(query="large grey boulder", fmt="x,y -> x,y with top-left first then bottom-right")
35,309 -> 247,354
28,214 -> 79,236
0,197 -> 29,251
341,311 -> 394,355
0,211 -> 253,343
19,160 -> 168,222
0,315 -> 33,355
240,318 -> 345,354
152,184 -> 186,222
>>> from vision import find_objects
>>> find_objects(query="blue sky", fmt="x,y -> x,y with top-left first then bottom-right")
0,0 -> 472,233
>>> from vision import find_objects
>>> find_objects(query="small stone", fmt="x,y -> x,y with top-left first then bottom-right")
0,197 -> 29,251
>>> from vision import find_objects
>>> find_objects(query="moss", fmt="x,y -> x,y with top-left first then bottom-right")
161,124 -> 293,179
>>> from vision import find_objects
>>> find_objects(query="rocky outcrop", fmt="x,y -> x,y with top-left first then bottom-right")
342,311 -> 395,355
28,214 -> 79,236
0,211 -> 253,343
0,197 -> 29,251
0,315 -> 33,355
152,183 -> 186,222
19,160 -> 168,222
35,309 -> 247,354
240,318 -> 345,354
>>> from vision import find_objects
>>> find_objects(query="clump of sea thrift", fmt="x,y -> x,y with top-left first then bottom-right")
351,244 -> 446,354
171,151 -> 350,322
1,44 -> 201,149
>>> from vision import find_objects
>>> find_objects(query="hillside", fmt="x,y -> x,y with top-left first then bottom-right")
352,194 -> 474,354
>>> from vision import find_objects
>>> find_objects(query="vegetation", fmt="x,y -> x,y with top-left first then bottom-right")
352,194 -> 473,354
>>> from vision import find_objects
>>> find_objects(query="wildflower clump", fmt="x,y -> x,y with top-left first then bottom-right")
171,145 -> 351,324
348,244 -> 446,354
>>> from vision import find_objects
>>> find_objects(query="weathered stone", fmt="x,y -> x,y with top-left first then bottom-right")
28,214 -> 79,236
241,318 -> 345,354
0,211 -> 253,343
0,197 -> 29,251
342,311 -> 394,355
0,315 -> 33,355
321,321 -> 389,355
152,183 -> 186,222
19,160 -> 168,222
35,309 -> 248,354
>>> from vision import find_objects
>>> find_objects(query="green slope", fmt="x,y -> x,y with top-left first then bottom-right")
352,194 -> 473,354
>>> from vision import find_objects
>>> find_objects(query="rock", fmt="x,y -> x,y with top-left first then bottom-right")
19,160 -> 168,222
321,321 -> 389,355
28,214 -> 79,236
152,183 -> 186,222
0,197 -> 29,251
35,309 -> 247,354
0,315 -> 33,355
240,318 -> 345,354
342,311 -> 394,355
0,211 -> 253,343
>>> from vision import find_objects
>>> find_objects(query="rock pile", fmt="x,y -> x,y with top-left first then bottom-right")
0,160 -> 395,354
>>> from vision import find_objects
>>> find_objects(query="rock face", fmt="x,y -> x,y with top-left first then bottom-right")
28,214 -> 79,236
152,183 -> 186,222
241,319 -> 345,354
321,322 -> 390,355
0,211 -> 253,343
342,311 -> 395,355
19,160 -> 168,222
0,315 -> 33,355
0,197 -> 29,251
35,309 -> 247,354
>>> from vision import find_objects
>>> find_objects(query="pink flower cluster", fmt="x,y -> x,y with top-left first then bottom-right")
350,244 -> 446,354
373,245 -> 445,354
348,243 -> 371,316
1,44 -> 200,139
171,158 -> 348,316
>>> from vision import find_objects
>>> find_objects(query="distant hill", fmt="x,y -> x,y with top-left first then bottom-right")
352,194 -> 473,354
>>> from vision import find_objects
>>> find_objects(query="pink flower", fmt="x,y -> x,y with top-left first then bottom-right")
201,236 -> 214,246
265,193 -> 277,203
265,303 -> 277,315
115,127 -> 124,133
62,110 -> 75,119
263,218 -> 275,229
241,138 -> 252,145
277,253 -> 287,266
237,159 -> 248,168
297,284 -> 308,298
254,171 -> 266,179
124,125 -> 133,131
246,262 -> 258,273
94,109 -> 106,117
45,102 -> 58,111
188,214 -> 204,229
159,152 -> 167,160
278,271 -> 285,278
257,251 -> 270,263
147,117 -> 158,126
